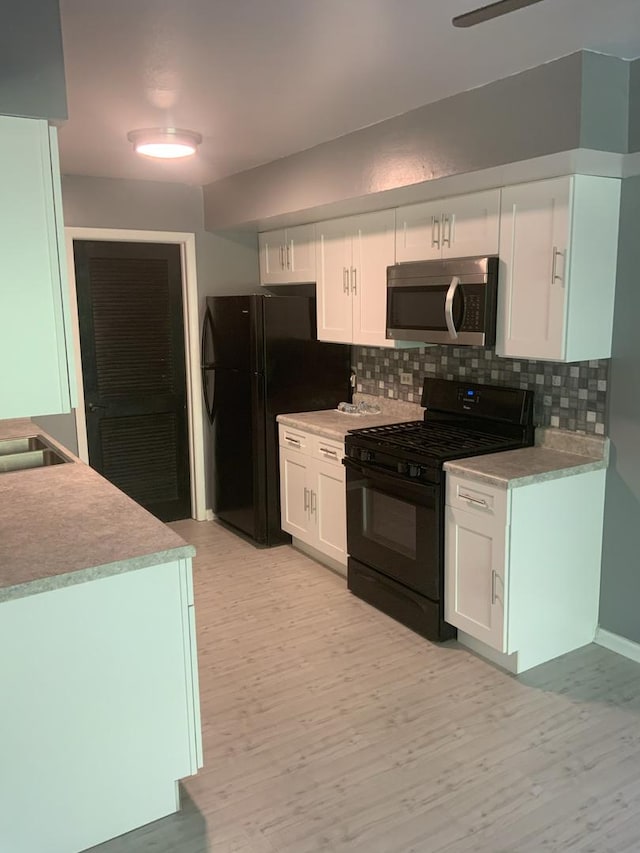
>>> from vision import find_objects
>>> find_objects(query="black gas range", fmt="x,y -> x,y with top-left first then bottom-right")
343,378 -> 534,642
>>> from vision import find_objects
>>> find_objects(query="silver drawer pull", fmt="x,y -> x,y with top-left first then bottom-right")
319,446 -> 338,457
459,492 -> 488,507
491,569 -> 498,605
286,436 -> 301,446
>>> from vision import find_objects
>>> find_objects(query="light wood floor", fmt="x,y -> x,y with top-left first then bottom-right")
89,519 -> 640,853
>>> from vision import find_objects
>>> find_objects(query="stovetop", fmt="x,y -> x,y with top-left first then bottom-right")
344,378 -> 535,484
347,420 -> 521,459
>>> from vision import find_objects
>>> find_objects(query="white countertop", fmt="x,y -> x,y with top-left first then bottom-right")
277,395 -> 424,441
0,418 -> 194,603
444,428 -> 609,489
277,408 -> 418,442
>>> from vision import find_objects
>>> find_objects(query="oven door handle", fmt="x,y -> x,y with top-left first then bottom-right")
343,456 -> 437,495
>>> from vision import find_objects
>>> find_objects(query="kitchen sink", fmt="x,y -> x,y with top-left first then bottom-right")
0,436 -> 49,456
0,435 -> 70,473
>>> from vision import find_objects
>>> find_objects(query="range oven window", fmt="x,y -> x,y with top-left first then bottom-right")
363,488 -> 416,560
345,461 -> 440,601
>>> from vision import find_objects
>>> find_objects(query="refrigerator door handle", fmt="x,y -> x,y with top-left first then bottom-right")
201,306 -> 215,368
202,368 -> 216,425
201,308 -> 216,423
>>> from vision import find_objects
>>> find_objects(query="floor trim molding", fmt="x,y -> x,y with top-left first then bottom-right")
595,628 -> 640,664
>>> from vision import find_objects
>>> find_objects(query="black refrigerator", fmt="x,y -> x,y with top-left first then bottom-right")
201,293 -> 352,545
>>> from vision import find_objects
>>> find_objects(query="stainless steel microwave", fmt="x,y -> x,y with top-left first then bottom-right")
386,255 -> 498,346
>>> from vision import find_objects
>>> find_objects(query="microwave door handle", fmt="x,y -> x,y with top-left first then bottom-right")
444,275 -> 460,340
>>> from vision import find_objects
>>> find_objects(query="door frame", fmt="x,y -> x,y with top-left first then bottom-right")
64,227 -> 206,521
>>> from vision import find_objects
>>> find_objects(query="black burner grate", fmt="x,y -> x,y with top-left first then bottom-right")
348,420 -> 520,459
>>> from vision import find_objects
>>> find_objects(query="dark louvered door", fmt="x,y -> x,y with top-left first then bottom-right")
74,241 -> 191,522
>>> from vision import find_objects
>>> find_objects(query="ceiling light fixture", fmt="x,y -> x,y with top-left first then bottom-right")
127,127 -> 202,159
452,0 -> 545,28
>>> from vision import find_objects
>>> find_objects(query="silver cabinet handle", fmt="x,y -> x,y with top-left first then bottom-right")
310,489 -> 317,515
491,569 -> 498,605
280,245 -> 285,269
459,492 -> 488,507
286,243 -> 291,270
343,267 -> 350,294
303,487 -> 309,513
442,214 -> 451,247
431,215 -> 441,249
552,246 -> 564,284
444,275 -> 460,340
319,446 -> 338,458
285,435 -> 301,446
351,267 -> 357,295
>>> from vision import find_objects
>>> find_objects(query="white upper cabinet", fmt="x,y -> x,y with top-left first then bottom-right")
317,209 -> 412,348
259,223 -> 316,284
497,175 -> 621,362
395,189 -> 500,263
0,116 -> 76,419
316,216 -> 353,344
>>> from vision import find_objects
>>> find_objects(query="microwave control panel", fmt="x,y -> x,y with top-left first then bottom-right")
460,290 -> 484,331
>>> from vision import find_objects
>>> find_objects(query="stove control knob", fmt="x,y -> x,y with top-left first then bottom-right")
359,449 -> 373,462
408,464 -> 421,478
397,461 -> 408,475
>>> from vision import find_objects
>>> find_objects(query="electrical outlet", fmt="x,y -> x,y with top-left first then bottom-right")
400,372 -> 413,386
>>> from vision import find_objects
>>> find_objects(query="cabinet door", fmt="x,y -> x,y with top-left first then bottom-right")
314,455 -> 347,566
445,505 -> 507,652
351,209 -> 396,347
286,223 -> 316,282
279,446 -> 313,539
497,178 -> 570,361
258,228 -> 286,285
0,117 -> 74,419
395,199 -> 443,262
316,217 -> 353,343
442,189 -> 500,259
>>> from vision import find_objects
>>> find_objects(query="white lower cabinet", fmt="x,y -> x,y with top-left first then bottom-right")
279,426 -> 347,570
445,469 -> 607,673
446,504 -> 508,653
0,558 -> 202,853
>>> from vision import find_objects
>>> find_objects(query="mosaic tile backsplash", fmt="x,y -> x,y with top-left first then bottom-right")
353,346 -> 608,435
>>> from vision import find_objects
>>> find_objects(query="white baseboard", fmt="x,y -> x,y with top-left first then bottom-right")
205,509 -> 215,522
595,628 -> 640,664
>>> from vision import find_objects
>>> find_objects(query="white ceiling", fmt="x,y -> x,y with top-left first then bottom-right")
58,0 -> 640,187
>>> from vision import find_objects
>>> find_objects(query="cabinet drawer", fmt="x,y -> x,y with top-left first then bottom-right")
446,474 -> 507,521
278,425 -> 309,452
312,436 -> 344,466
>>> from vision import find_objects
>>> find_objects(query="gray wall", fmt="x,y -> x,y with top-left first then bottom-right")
629,59 -> 640,153
203,51 -> 630,229
0,0 -> 67,120
580,52 -> 630,155
34,175 -> 259,508
599,175 -> 640,643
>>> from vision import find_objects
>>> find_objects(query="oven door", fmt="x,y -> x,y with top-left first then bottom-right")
345,458 -> 441,601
